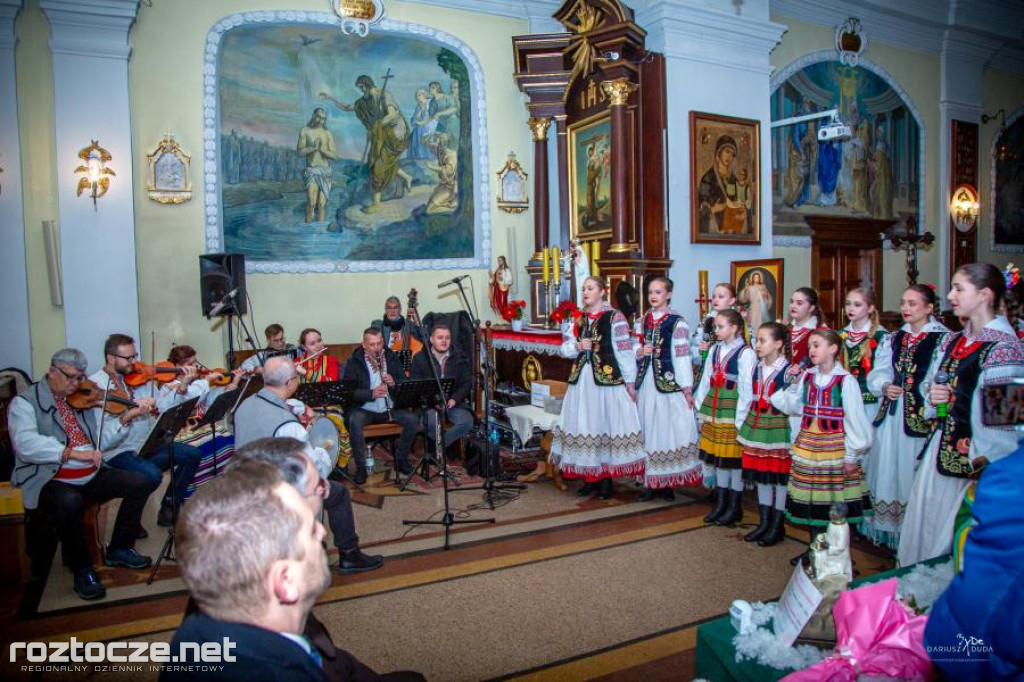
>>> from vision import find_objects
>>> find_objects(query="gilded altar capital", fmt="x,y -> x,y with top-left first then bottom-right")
600,78 -> 637,107
528,117 -> 551,142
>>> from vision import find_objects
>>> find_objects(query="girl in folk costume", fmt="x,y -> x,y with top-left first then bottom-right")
295,328 -> 340,383
785,287 -> 828,378
693,283 -> 739,371
771,329 -> 873,565
635,277 -> 702,501
898,263 -> 1024,567
736,322 -> 796,547
551,276 -> 645,501
694,309 -> 756,526
1001,263 -> 1024,340
862,285 -> 948,550
839,287 -> 889,423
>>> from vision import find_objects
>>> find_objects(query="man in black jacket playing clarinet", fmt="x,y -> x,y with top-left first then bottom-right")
343,328 -> 420,483
410,323 -> 475,461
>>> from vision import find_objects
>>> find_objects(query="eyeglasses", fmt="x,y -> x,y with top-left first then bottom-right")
52,365 -> 86,383
112,353 -> 139,362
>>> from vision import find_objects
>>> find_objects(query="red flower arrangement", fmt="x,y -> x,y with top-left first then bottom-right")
501,300 -> 527,322
550,300 -> 582,325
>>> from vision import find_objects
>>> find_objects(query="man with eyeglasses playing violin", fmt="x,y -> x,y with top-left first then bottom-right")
90,333 -> 204,531
9,348 -> 158,600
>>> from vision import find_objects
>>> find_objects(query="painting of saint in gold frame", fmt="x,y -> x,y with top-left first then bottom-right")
731,258 -> 783,330
568,112 -> 612,240
690,111 -> 760,245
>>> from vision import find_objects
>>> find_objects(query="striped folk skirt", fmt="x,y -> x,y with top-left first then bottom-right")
786,421 -> 872,526
738,411 -> 791,486
697,420 -> 743,470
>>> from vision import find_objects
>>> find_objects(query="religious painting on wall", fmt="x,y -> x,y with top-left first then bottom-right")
991,113 -> 1024,252
204,13 -> 490,273
770,61 -> 921,240
568,112 -> 613,240
689,111 -> 761,245
731,258 -> 784,329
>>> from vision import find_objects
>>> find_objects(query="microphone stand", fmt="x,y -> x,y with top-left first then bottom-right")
448,278 -> 525,510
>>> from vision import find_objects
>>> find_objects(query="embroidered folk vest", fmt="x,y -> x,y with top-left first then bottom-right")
636,313 -> 682,393
568,311 -> 624,387
842,328 -> 888,404
873,330 -> 942,437
801,374 -> 845,434
933,335 -> 997,479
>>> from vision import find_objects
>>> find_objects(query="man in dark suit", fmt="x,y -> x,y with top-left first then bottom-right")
410,323 -> 475,460
342,328 -> 420,483
165,459 -> 331,681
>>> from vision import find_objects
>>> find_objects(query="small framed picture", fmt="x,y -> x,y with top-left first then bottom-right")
568,111 -> 613,240
690,111 -> 760,245
731,258 -> 784,329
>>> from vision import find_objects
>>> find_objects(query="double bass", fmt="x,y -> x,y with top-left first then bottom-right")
389,288 -> 424,373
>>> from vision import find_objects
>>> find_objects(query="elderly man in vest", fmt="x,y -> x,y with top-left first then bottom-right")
8,348 -> 157,600
234,356 -> 382,574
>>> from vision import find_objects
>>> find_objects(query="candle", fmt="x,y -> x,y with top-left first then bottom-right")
698,270 -> 709,319
541,247 -> 549,284
552,245 -> 561,284
590,240 -> 600,277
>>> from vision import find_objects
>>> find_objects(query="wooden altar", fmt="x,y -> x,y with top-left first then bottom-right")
512,0 -> 671,325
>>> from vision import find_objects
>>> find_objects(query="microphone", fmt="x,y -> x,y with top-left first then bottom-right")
438,275 -> 469,288
934,370 -> 951,418
207,288 -> 238,318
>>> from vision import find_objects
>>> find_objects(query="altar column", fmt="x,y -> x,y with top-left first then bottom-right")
528,117 -> 551,258
602,78 -> 639,254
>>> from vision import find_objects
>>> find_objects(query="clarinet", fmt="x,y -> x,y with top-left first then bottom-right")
371,350 -> 394,420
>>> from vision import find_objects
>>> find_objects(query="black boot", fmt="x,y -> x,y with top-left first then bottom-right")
703,487 -> 728,523
790,526 -> 821,565
758,508 -> 787,547
661,488 -> 675,501
638,487 -> 658,502
595,478 -> 614,500
744,505 -> 772,542
715,488 -> 744,526
577,481 -> 597,497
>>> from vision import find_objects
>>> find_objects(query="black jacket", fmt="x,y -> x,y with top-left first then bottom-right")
162,612 -> 327,682
410,346 -> 473,406
342,347 -> 407,406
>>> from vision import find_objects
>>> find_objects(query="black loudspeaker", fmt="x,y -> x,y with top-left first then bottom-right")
199,253 -> 247,317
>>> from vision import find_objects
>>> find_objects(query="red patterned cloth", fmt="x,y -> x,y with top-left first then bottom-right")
55,396 -> 89,448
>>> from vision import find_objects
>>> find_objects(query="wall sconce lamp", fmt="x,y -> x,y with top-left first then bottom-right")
982,109 -> 1013,163
949,183 -> 981,233
75,140 -> 115,210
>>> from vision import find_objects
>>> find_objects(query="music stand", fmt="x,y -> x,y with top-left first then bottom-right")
139,397 -> 199,585
398,374 -> 492,548
193,386 -> 245,478
392,379 -> 455,487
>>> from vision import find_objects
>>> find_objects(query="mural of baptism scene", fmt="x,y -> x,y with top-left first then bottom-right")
218,24 -> 474,265
770,61 -> 920,238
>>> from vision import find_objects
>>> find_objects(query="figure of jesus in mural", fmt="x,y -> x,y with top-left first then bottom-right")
321,74 -> 413,214
296,107 -> 337,224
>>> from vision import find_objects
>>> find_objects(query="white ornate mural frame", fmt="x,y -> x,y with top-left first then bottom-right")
769,51 -> 927,248
202,10 -> 491,274
988,105 -> 1024,253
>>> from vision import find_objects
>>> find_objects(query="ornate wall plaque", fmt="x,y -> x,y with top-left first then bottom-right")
146,136 -> 192,204
496,151 -> 529,214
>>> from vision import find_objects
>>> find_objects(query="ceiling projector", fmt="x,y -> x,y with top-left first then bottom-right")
818,120 -> 852,143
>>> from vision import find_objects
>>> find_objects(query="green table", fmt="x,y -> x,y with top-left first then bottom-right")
694,556 -> 951,681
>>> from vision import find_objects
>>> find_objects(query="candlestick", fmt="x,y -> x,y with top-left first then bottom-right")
590,240 -> 600,277
541,246 -> 549,284
545,282 -> 554,330
552,245 -> 561,284
697,270 -> 710,320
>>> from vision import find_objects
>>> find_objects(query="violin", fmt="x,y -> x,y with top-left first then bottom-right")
124,361 -> 186,387
67,379 -> 141,415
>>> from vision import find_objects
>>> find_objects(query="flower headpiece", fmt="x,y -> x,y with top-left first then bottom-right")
1004,263 -> 1020,290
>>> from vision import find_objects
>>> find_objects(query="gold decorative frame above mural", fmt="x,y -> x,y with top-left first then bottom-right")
146,135 -> 192,204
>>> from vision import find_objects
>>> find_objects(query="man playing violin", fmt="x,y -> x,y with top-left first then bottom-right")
8,348 -> 157,600
343,328 -> 420,483
240,323 -> 299,373
91,333 -> 204,530
411,323 -> 475,461
233,357 -> 383,574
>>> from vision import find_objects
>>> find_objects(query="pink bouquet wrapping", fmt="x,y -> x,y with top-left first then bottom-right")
781,579 -> 934,682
